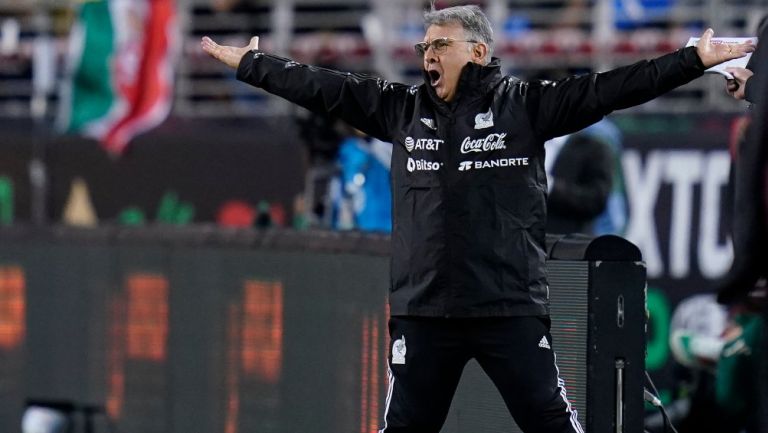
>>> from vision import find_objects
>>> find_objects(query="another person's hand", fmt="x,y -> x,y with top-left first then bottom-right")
201,36 -> 259,69
724,67 -> 755,101
696,28 -> 755,68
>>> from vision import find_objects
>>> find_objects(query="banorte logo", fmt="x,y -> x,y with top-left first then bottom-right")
407,157 -> 442,173
404,137 -> 415,152
458,161 -> 473,171
460,133 -> 507,154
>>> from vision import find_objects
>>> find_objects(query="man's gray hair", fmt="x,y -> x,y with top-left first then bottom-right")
424,4 -> 494,61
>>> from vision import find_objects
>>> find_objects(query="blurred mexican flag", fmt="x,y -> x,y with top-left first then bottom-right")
57,0 -> 177,155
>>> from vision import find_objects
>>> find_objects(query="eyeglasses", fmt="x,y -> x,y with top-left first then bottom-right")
414,37 -> 479,57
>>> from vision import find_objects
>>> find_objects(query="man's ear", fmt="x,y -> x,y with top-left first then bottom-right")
473,43 -> 488,63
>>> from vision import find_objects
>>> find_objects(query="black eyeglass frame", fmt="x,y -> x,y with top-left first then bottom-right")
413,37 -> 480,57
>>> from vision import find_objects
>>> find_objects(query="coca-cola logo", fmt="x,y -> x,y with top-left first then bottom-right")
460,133 -> 507,154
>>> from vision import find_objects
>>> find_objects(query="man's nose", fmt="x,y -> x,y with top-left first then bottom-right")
425,51 -> 438,63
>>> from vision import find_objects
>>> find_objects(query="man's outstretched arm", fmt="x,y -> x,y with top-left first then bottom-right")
201,36 -> 405,142
528,29 -> 756,140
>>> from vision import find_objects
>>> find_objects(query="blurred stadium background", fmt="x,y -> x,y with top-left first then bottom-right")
0,0 -> 766,432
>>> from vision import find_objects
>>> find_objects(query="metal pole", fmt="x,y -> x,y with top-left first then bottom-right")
30,6 -> 53,226
270,0 -> 293,57
593,0 -> 616,72
615,358 -> 625,433
269,0 -> 294,114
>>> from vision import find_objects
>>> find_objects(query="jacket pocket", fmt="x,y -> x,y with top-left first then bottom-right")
493,185 -> 547,292
391,185 -> 444,294
493,184 -> 544,229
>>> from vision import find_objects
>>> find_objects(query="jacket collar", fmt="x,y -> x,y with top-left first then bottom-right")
423,58 -> 504,113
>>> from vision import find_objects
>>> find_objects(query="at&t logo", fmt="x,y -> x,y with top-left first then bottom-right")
404,137 -> 443,153
404,136 -> 415,152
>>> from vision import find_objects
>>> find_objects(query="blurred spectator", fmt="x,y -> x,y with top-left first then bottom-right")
587,120 -> 628,236
715,293 -> 765,433
545,119 -> 618,235
614,0 -> 676,30
668,290 -> 766,433
719,17 -> 768,433
329,127 -> 392,232
718,21 -> 768,304
536,68 -> 620,236
556,0 -> 676,30
295,108 -> 343,226
292,35 -> 350,227
255,199 -> 271,228
725,15 -> 767,103
668,294 -> 734,433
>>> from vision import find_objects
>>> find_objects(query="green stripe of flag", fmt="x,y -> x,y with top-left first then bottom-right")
68,0 -> 115,132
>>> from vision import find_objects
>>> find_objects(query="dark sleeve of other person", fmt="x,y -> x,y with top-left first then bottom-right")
717,23 -> 768,433
744,52 -> 760,103
546,134 -> 613,234
719,24 -> 768,302
744,18 -> 766,103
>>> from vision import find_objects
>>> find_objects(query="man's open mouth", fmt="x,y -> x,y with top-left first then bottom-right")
428,70 -> 441,87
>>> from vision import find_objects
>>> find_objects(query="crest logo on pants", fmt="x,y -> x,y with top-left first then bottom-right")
392,336 -> 407,365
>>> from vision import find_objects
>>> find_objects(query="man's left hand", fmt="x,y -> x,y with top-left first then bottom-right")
201,36 -> 260,69
696,28 -> 755,68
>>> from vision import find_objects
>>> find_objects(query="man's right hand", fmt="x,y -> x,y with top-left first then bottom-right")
724,67 -> 754,101
201,36 -> 259,69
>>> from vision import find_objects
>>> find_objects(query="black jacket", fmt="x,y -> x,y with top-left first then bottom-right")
744,24 -> 764,103
719,24 -> 768,303
237,47 -> 705,317
546,133 -> 614,234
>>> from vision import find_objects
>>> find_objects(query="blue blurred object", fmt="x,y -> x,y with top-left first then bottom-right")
580,119 -> 629,236
331,136 -> 392,232
503,15 -> 531,39
615,0 -> 675,29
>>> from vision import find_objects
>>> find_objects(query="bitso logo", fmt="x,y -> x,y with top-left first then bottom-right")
460,133 -> 507,154
407,157 -> 442,172
458,161 -> 473,171
404,136 -> 415,152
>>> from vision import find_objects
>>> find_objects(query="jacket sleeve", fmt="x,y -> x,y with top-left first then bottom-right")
236,51 -> 406,142
744,36 -> 762,104
526,46 -> 705,141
